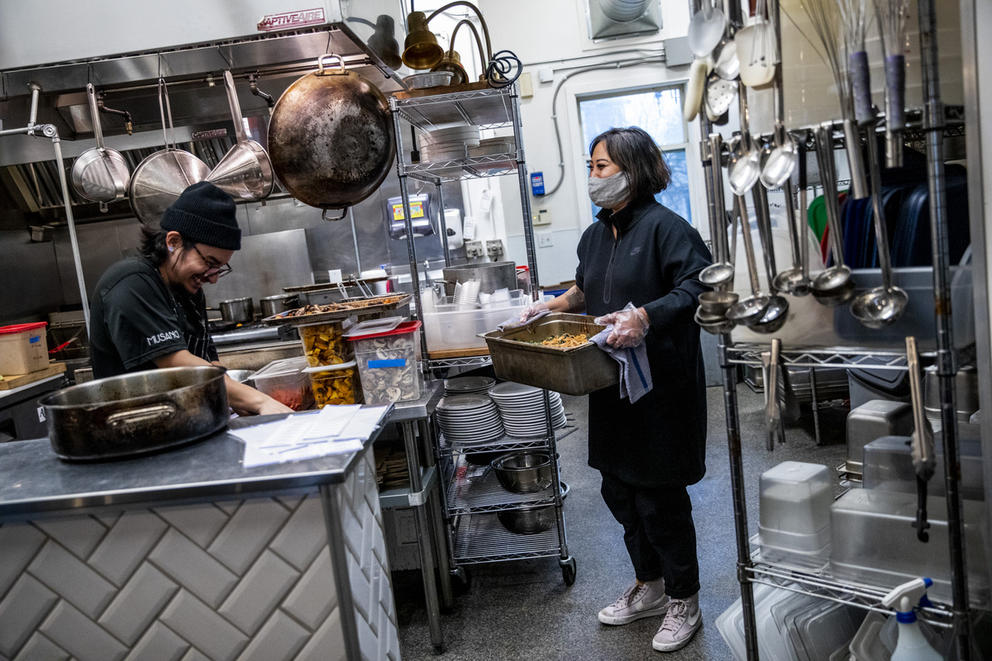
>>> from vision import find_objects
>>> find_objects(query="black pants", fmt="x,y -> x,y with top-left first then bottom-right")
600,472 -> 700,599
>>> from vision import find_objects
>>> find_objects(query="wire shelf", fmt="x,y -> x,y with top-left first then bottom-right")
438,425 -> 575,456
427,355 -> 492,370
452,512 -> 562,564
400,153 -> 518,183
391,86 -> 516,130
747,547 -> 955,628
444,460 -> 556,515
727,344 -> 909,371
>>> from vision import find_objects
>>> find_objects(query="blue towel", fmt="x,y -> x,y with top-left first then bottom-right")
590,327 -> 653,403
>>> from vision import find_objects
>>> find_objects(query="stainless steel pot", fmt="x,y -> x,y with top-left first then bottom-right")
267,54 -> 395,219
40,366 -> 228,461
442,261 -> 517,296
220,297 -> 254,323
70,83 -> 130,208
259,294 -> 298,318
497,504 -> 556,535
491,451 -> 553,493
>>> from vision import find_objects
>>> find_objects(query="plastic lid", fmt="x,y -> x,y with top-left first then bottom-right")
346,320 -> 422,341
343,316 -> 405,338
304,360 -> 357,374
0,322 -> 47,335
250,356 -> 308,378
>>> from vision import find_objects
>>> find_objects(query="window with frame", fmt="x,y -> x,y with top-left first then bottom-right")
578,85 -> 692,224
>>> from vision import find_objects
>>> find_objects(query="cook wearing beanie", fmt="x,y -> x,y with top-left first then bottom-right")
88,182 -> 292,416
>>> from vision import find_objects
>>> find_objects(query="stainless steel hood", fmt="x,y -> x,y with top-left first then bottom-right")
0,21 -> 405,221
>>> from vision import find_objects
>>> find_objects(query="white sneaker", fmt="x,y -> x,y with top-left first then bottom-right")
598,579 -> 670,625
652,593 -> 702,652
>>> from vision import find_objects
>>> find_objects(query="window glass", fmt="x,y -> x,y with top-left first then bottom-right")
579,86 -> 691,224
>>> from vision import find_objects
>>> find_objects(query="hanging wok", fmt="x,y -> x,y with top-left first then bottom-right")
267,54 -> 395,220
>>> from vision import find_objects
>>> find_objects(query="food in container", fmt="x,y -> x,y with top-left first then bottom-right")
250,356 -> 314,411
347,320 -> 422,404
306,361 -> 362,407
299,321 -> 351,366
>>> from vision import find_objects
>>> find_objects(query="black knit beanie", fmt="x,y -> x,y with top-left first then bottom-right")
161,182 -> 241,250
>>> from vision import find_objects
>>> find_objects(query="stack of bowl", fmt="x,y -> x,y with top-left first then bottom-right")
695,290 -> 739,334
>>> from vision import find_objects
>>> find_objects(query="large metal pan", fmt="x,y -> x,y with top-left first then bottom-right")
267,54 -> 395,220
482,313 -> 618,396
70,83 -> 131,210
40,366 -> 228,461
128,78 -> 210,227
206,71 -> 274,201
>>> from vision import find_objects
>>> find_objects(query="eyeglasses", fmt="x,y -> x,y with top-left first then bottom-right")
190,244 -> 233,278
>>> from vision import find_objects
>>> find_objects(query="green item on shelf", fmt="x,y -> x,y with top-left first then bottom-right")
807,195 -> 827,242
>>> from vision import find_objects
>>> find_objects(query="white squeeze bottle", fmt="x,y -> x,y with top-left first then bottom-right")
880,578 -> 943,660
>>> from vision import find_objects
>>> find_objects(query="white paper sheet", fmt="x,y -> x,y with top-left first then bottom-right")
231,405 -> 390,468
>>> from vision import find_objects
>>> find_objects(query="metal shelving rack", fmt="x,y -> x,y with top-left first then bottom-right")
388,84 -> 575,585
703,0 -> 974,658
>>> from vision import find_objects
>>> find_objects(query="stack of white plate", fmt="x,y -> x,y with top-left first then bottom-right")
420,125 -> 480,162
489,382 -> 567,437
437,394 -> 504,445
444,376 -> 495,396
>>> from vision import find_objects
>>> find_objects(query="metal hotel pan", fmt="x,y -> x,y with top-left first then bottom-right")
481,313 -> 618,396
40,366 -> 229,461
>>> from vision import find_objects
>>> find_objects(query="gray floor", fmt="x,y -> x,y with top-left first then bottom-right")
396,384 -> 847,660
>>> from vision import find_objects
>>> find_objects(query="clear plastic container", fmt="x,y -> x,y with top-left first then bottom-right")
862,431 -> 985,501
298,321 -> 352,367
422,290 -> 528,353
306,361 -> 362,407
0,321 -> 49,375
347,320 -> 423,405
846,399 -> 914,468
250,356 -> 314,411
759,462 -> 833,565
829,488 -> 989,605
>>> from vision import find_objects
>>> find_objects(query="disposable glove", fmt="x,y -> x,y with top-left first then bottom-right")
519,300 -> 550,323
594,302 -> 649,348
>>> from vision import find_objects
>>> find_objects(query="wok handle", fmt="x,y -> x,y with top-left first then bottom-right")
86,84 -> 105,149
106,403 -> 177,428
223,71 -> 248,143
316,54 -> 347,75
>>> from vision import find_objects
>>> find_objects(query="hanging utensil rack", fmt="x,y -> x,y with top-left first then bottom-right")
699,0 -> 975,658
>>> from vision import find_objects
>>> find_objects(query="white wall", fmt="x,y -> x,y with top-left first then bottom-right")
476,0 -> 701,288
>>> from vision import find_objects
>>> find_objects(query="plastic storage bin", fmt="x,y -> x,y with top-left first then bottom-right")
306,361 -> 362,407
347,320 -> 422,405
299,321 -> 352,367
758,461 -> 832,565
0,322 -> 49,375
829,487 -> 989,605
250,356 -> 314,411
422,290 -> 528,353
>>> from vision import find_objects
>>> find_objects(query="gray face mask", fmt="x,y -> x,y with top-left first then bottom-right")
588,171 -> 630,209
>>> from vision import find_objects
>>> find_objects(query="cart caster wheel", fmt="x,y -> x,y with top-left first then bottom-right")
451,566 -> 471,594
560,556 -> 577,586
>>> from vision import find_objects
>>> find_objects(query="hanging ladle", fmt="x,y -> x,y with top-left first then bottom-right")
810,123 -> 855,306
726,194 -> 771,326
699,133 -> 736,287
687,0 -> 727,59
850,124 -> 908,328
772,168 -> 812,296
750,185 -> 789,333
727,81 -> 761,195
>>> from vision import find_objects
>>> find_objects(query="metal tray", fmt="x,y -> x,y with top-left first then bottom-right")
261,294 -> 411,327
481,313 -> 618,396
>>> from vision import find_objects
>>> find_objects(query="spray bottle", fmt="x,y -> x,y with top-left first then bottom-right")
880,578 -> 942,660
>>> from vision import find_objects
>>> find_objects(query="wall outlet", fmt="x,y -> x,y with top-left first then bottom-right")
464,240 -> 485,259
537,232 -> 554,248
533,209 -> 552,226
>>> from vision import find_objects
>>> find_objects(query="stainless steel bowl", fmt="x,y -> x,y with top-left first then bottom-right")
497,504 -> 556,535
491,451 -> 553,493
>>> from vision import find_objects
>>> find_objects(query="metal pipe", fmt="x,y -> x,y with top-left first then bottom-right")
425,1 -> 493,62
436,180 -> 451,267
509,85 -> 540,295
51,138 -> 91,333
347,207 -> 362,274
917,0 -> 971,656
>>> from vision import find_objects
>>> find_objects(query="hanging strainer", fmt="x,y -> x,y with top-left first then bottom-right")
206,71 -> 274,201
128,78 -> 210,227
70,83 -> 130,210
